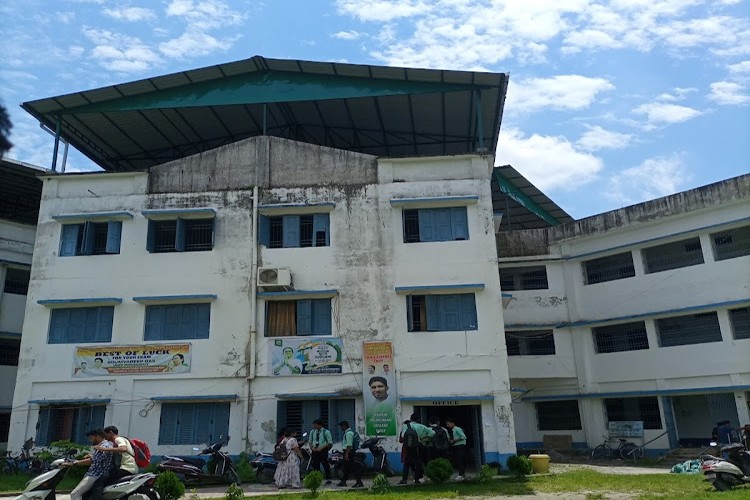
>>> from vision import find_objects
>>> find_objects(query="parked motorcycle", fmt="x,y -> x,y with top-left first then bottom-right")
250,433 -> 312,484
157,436 -> 240,485
13,450 -> 159,500
701,441 -> 750,491
329,436 -> 393,479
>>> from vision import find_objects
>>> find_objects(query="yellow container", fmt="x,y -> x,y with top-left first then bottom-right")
528,454 -> 550,474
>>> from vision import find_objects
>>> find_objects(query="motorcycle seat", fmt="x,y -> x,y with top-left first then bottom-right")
720,444 -> 745,453
114,475 -> 138,483
181,457 -> 206,467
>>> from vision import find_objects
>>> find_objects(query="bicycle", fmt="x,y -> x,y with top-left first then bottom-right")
1,450 -> 32,474
590,435 -> 644,460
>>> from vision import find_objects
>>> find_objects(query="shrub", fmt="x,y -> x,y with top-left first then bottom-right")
236,453 -> 255,483
155,471 -> 185,500
478,464 -> 494,483
506,455 -> 533,478
226,482 -> 244,500
370,473 -> 391,494
303,471 -> 324,496
424,458 -> 453,484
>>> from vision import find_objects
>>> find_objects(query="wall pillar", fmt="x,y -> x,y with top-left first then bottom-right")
734,392 -> 750,427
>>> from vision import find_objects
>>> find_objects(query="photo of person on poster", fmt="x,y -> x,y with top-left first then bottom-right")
366,376 -> 397,435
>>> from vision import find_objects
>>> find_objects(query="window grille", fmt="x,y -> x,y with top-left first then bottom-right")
184,219 -> 214,251
583,252 -> 635,285
151,220 -> 177,253
402,207 -> 469,243
263,214 -> 330,248
604,397 -> 662,429
729,307 -> 750,340
656,312 -> 722,347
0,339 -> 20,366
642,237 -> 704,273
277,399 -> 353,442
711,225 -> 750,261
3,268 -> 30,295
593,322 -> 649,353
505,330 -> 555,356
536,401 -> 582,430
499,266 -> 549,291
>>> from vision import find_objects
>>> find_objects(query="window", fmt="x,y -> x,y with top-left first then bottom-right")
59,221 -> 122,257
642,237 -> 704,274
505,330 -> 555,356
729,307 -> 750,340
656,312 -> 722,347
145,303 -> 211,341
583,252 -> 635,285
265,299 -> 332,337
0,339 -> 20,366
593,322 -> 649,354
403,207 -> 469,243
147,218 -> 214,253
499,266 -> 548,291
604,397 -> 662,429
158,403 -> 230,445
711,225 -> 750,261
36,405 -> 106,446
407,294 -> 477,332
0,412 -> 9,443
536,401 -> 582,430
260,214 -> 330,248
48,307 -> 114,344
3,268 -> 30,295
277,399 -> 354,442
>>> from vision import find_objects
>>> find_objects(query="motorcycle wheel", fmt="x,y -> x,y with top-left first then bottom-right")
257,468 -> 275,484
123,491 -> 159,500
713,479 -> 731,491
223,468 -> 241,485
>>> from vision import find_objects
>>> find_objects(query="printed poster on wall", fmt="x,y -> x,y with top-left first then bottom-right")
73,344 -> 191,377
269,338 -> 343,376
363,341 -> 397,436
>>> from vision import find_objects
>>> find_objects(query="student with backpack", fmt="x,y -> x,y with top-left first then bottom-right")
427,416 -> 451,462
446,418 -> 467,480
398,414 -> 434,485
97,426 -> 138,482
337,420 -> 363,488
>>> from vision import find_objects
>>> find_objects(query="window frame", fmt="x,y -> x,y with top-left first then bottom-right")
655,311 -> 723,347
592,322 -> 650,354
505,330 -> 556,356
604,397 -> 662,430
144,303 -> 211,341
641,237 -> 704,274
158,402 -> 230,445
277,399 -> 354,442
48,306 -> 114,344
582,252 -> 636,285
711,225 -> 750,261
402,207 -> 469,243
0,339 -> 21,366
3,267 -> 30,295
59,221 -> 122,257
406,293 -> 478,332
264,298 -> 333,337
499,266 -> 549,291
260,213 -> 331,249
729,307 -> 750,340
146,217 -> 215,254
36,404 -> 107,446
535,400 -> 582,431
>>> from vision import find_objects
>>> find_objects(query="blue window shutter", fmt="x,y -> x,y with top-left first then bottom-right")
435,208 -> 453,241
258,215 -> 271,247
425,295 -> 442,331
442,295 -> 461,331
49,309 -> 68,343
282,215 -> 301,248
458,294 -> 478,330
72,407 -> 91,444
105,221 -> 122,254
297,300 -> 312,335
163,305 -> 180,340
177,405 -> 196,445
333,400 -> 355,442
146,220 -> 155,253
196,303 -> 211,339
96,307 -> 114,342
145,306 -> 164,340
91,405 -> 106,428
60,224 -> 80,256
36,408 -> 52,446
159,404 -> 179,445
418,209 -> 435,242
277,401 -> 288,432
212,403 -> 230,443
67,308 -> 87,342
194,404 -> 213,444
179,304 -> 197,339
313,214 -> 330,247
450,207 -> 469,240
81,222 -> 95,255
301,401 -> 319,438
312,299 -> 332,335
406,296 -> 414,331
175,218 -> 186,252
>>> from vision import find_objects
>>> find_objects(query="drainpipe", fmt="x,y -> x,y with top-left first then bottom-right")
243,186 -> 260,451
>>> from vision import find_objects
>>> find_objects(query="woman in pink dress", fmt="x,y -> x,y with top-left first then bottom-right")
274,429 -> 303,489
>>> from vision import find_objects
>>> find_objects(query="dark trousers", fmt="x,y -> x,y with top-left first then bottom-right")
341,455 -> 362,483
402,447 -> 423,481
451,445 -> 466,475
427,448 -> 449,462
311,451 -> 331,480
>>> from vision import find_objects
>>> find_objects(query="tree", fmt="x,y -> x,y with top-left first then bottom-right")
0,101 -> 12,156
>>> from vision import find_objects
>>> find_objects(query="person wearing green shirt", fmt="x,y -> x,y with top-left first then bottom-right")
399,414 -> 435,484
310,419 -> 333,484
446,418 -> 467,480
337,420 -> 363,488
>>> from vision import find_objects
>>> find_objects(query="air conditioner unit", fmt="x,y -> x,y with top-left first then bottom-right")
257,267 -> 292,289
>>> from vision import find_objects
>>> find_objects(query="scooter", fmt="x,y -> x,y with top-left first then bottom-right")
157,436 -> 240,485
329,437 -> 392,479
250,433 -> 311,484
13,450 -> 159,500
329,448 -> 367,480
701,441 -> 750,491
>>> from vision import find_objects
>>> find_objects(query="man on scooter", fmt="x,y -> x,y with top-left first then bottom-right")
62,429 -> 114,500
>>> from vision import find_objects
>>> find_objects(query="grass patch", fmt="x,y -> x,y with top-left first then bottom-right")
0,474 -> 79,493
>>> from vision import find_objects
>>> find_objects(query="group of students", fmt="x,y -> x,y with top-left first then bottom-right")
63,426 -> 139,500
399,413 -> 467,484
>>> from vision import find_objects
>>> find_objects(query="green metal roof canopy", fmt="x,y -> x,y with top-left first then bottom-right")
22,55 -> 509,172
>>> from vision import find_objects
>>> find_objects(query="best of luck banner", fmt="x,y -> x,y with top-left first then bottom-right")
73,344 -> 192,377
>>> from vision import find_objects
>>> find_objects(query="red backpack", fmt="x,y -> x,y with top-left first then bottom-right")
126,438 -> 152,468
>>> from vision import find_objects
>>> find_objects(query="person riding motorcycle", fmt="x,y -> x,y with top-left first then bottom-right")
62,429 -> 114,500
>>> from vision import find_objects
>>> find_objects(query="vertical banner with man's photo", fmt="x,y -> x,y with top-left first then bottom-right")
363,341 -> 397,436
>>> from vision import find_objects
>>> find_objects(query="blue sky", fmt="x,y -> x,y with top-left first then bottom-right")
1,0 -> 748,218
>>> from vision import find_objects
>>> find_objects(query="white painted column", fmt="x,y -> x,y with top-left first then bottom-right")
734,392 -> 750,426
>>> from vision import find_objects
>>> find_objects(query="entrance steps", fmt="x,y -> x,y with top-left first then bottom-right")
664,447 -> 708,461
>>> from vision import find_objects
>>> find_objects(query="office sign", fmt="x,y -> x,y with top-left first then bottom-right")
74,344 -> 191,377
608,421 -> 644,437
363,341 -> 397,436
269,338 -> 343,376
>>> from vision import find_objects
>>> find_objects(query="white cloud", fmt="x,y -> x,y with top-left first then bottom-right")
577,125 -> 632,151
729,60 -> 750,75
83,28 -> 162,73
56,11 -> 75,24
508,75 -> 615,113
708,81 -> 750,105
159,29 -> 235,59
103,7 -> 156,22
336,0 -> 431,22
496,127 -> 603,191
632,102 -> 702,128
656,87 -> 698,101
332,30 -> 363,40
165,0 -> 245,30
606,154 -> 691,205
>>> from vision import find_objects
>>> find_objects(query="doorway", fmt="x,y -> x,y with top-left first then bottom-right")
672,393 -> 740,446
414,404 -> 484,469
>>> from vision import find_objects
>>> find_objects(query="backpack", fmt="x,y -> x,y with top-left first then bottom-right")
403,423 -> 419,449
430,426 -> 450,451
273,439 -> 289,461
345,429 -> 360,451
126,438 -> 152,468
